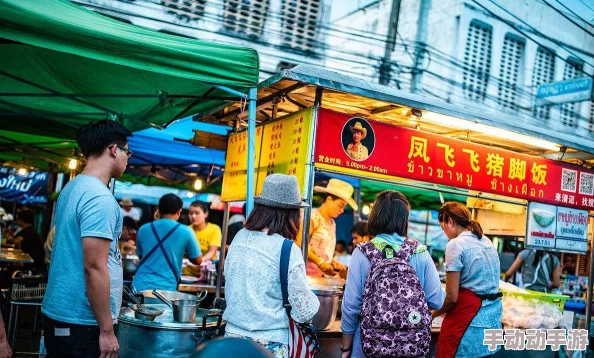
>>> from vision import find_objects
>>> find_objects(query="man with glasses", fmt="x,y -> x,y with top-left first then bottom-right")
42,120 -> 132,358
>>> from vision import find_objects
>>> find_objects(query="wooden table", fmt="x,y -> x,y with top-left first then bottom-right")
0,248 -> 33,264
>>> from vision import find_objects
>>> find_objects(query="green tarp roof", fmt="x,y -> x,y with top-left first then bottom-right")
0,0 -> 259,138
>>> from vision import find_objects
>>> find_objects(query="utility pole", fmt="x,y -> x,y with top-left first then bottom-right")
411,0 -> 432,94
379,0 -> 402,86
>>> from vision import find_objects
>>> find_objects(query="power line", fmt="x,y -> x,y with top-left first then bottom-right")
476,0 -> 594,74
579,0 -> 594,13
545,0 -> 594,37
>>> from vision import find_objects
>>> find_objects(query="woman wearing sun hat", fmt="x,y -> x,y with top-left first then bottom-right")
296,178 -> 358,277
346,122 -> 369,161
223,174 -> 319,357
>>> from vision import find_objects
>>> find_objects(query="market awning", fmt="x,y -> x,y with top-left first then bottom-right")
198,65 -> 594,162
0,0 -> 259,139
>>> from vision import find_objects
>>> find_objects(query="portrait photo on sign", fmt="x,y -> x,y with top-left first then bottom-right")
341,117 -> 375,162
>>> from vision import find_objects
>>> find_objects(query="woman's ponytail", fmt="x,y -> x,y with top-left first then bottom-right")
468,220 -> 483,239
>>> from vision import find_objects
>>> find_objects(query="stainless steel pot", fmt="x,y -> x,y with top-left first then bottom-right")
122,255 -> 139,275
137,290 -> 198,305
310,284 -> 343,331
116,304 -> 224,358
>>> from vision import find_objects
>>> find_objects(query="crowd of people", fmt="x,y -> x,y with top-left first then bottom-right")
0,118 -> 564,358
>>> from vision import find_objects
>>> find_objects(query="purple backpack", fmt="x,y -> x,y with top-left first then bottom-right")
359,238 -> 431,358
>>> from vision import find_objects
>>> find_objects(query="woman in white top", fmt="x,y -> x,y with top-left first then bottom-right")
223,174 -> 320,358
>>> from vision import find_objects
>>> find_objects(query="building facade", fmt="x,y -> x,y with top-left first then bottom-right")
328,0 -> 594,151
72,0 -> 331,78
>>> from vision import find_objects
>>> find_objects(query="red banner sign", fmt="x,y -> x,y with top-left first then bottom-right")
314,108 -> 594,211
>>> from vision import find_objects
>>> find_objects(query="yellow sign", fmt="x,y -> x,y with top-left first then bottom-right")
221,108 -> 313,201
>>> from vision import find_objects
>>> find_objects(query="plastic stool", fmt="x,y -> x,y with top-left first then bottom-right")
8,299 -> 42,349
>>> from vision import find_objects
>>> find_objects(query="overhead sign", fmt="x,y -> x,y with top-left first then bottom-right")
314,108 -> 594,210
526,202 -> 589,254
536,77 -> 593,104
0,167 -> 47,205
221,108 -> 313,201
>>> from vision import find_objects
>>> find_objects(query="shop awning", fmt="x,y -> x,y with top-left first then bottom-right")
0,0 -> 259,139
199,65 -> 594,160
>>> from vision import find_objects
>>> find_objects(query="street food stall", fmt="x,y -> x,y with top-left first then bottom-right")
198,65 -> 594,354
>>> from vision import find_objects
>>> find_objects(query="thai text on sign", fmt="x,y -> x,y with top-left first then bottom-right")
313,108 -> 594,210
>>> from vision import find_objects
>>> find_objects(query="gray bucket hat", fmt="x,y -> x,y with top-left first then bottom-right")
254,174 -> 309,209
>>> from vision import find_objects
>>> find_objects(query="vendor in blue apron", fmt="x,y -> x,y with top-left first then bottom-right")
132,194 -> 202,292
432,202 -> 503,358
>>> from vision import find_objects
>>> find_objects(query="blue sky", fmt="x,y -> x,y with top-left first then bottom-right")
330,0 -> 594,23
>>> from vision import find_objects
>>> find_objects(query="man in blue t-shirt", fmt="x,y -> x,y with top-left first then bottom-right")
132,194 -> 202,292
42,120 -> 132,358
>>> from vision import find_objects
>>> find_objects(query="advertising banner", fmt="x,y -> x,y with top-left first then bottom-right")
221,108 -> 313,201
0,167 -> 47,205
526,202 -> 589,254
314,108 -> 594,211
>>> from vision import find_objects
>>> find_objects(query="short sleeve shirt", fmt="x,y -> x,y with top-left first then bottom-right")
445,232 -> 500,295
308,209 -> 336,264
191,223 -> 222,260
42,175 -> 123,325
132,219 -> 201,292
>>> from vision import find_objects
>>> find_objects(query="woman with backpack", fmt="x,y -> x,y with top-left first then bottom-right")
223,174 -> 320,358
340,190 -> 445,358
504,249 -> 561,293
433,202 -> 502,358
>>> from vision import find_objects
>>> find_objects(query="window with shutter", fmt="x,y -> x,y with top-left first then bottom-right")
223,0 -> 271,38
281,0 -> 321,52
498,34 -> 524,112
161,0 -> 207,21
463,21 -> 492,102
560,58 -> 584,127
532,47 -> 556,120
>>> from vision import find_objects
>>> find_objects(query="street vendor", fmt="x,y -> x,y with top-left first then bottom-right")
183,200 -> 222,277
504,249 -> 561,293
296,178 -> 358,277
346,122 -> 369,161
132,194 -> 202,292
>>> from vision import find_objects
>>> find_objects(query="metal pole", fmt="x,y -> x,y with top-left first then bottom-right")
411,0 -> 432,94
353,187 -> 361,225
586,225 -> 594,350
246,87 -> 257,216
379,0 -> 402,86
300,88 -> 323,261
215,202 -> 230,299
109,178 -> 116,195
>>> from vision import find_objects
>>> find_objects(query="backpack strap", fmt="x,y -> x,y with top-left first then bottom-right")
395,238 -> 420,262
359,241 -> 384,265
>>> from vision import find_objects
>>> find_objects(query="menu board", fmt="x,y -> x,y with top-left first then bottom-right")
221,108 -> 313,201
526,202 -> 589,254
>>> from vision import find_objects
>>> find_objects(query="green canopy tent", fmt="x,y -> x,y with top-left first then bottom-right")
0,0 -> 259,138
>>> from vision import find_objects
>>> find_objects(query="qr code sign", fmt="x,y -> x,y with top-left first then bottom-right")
579,172 -> 594,195
561,169 -> 577,193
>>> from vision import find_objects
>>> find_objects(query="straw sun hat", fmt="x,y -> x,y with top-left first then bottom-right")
254,174 -> 309,209
349,122 -> 367,139
314,179 -> 358,210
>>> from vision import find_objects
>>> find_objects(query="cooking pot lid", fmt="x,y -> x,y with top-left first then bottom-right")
118,304 -> 223,330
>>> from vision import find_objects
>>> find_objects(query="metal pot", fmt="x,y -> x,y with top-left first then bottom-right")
137,290 -> 198,305
122,255 -> 139,275
116,304 -> 225,358
309,284 -> 343,331
153,289 -> 208,323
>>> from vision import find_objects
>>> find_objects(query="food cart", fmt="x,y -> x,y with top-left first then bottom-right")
199,65 -> 594,354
